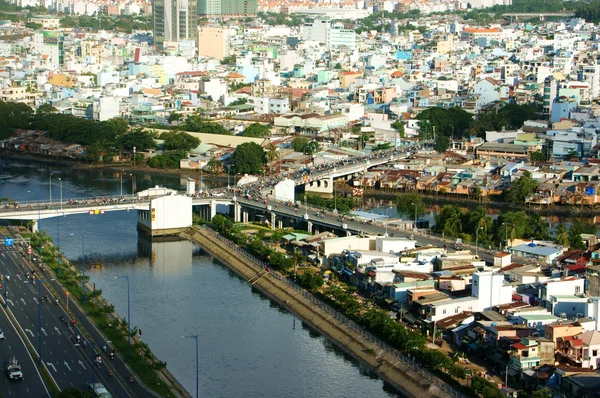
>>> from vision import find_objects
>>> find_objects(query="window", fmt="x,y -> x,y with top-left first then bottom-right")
594,350 -> 598,357
455,308 -> 459,314
474,280 -> 478,287
442,309 -> 446,315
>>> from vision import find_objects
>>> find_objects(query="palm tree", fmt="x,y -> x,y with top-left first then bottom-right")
266,143 -> 280,176
444,213 -> 462,238
555,224 -> 569,246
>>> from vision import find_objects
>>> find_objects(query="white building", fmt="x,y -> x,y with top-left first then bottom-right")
137,195 -> 192,236
375,237 -> 416,254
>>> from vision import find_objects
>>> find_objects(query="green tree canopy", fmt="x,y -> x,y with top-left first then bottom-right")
242,123 -> 271,138
434,136 -> 449,153
182,115 -> 231,135
291,136 -> 309,152
146,150 -> 187,169
529,150 -> 547,163
304,140 -> 320,155
391,120 -> 405,138
117,128 -> 157,151
231,142 -> 266,174
396,192 -> 425,220
416,106 -> 473,139
160,131 -> 200,151
505,171 -> 538,204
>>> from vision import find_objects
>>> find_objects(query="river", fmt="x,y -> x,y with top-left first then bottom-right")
0,157 -> 400,398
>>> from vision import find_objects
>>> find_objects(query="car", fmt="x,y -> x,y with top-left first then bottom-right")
0,329 -> 4,339
89,382 -> 113,398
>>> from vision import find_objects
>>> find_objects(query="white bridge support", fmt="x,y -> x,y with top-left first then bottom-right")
305,176 -> 333,194
270,213 -> 276,230
234,201 -> 241,223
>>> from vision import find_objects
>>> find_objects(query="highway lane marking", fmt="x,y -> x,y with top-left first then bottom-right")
33,297 -> 38,304
78,360 -> 86,370
15,274 -> 21,281
54,326 -> 61,335
41,327 -> 47,336
63,361 -> 71,371
24,328 -> 34,337
46,362 -> 57,372
20,298 -> 26,305
7,299 -> 13,306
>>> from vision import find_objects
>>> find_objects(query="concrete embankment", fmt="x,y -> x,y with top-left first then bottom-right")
183,226 -> 457,398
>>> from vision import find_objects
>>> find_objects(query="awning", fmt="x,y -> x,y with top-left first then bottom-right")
403,313 -> 418,325
508,368 -> 519,376
342,268 -> 354,276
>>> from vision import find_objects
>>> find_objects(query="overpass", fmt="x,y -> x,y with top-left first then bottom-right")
503,11 -> 575,21
0,147 -> 415,234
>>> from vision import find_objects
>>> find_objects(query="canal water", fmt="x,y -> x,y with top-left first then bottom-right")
0,157 -> 400,398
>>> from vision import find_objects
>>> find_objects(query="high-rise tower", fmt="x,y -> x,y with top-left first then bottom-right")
153,0 -> 198,50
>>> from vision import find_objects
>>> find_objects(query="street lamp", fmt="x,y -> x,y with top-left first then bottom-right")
114,275 -> 131,358
384,207 -> 393,237
129,174 -> 135,205
475,227 -> 483,258
502,222 -> 509,249
333,178 -> 337,214
49,173 -> 53,204
120,170 -> 124,197
411,202 -> 417,229
27,189 -> 41,233
37,276 -> 43,363
56,209 -> 61,277
71,233 -> 85,303
181,335 -> 199,398
227,165 -> 231,190
59,178 -> 62,213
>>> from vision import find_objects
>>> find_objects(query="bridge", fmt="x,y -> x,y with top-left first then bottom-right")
0,148 -> 414,235
503,11 -> 575,21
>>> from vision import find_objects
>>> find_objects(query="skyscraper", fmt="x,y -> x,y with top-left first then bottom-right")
153,0 -> 198,50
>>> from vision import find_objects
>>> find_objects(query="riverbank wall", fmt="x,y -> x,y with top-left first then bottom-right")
182,226 -> 460,398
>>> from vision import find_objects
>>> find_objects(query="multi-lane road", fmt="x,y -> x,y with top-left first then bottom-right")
0,302 -> 49,397
0,242 -> 135,397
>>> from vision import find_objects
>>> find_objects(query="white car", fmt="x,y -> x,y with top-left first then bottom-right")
0,330 -> 5,339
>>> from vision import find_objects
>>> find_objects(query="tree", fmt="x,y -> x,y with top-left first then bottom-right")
529,150 -> 547,163
555,224 -> 570,246
396,192 -> 425,220
304,140 -> 320,155
182,115 -> 231,135
566,149 -> 580,160
242,123 -> 271,138
266,143 -> 280,175
167,112 -> 182,125
291,136 -> 309,152
532,387 -> 553,398
37,103 -> 58,116
505,171 -> 538,204
117,128 -> 157,151
228,98 -> 247,106
25,22 -> 42,29
334,63 -> 342,69
146,150 -> 187,169
160,131 -> 200,151
434,135 -> 449,153
231,142 -> 266,175
498,104 -> 540,129
391,120 -> 405,138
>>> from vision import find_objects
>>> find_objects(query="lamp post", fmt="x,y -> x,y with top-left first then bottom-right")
333,178 -> 337,214
49,173 -> 53,204
115,275 -> 131,358
129,174 -> 135,205
411,202 -> 417,229
59,178 -> 62,213
120,170 -> 124,197
27,189 -> 41,233
71,233 -> 85,303
384,207 -> 393,237
56,209 -> 61,277
475,227 -> 483,258
181,335 -> 199,398
227,165 -> 231,190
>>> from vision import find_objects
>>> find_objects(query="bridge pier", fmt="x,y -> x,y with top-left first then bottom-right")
270,213 -> 276,231
307,221 -> 312,234
305,176 -> 333,194
243,211 -> 249,224
277,220 -> 283,229
31,220 -> 38,234
210,200 -> 217,220
234,202 -> 241,223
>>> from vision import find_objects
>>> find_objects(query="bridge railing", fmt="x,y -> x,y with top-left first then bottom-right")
201,225 -> 464,398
